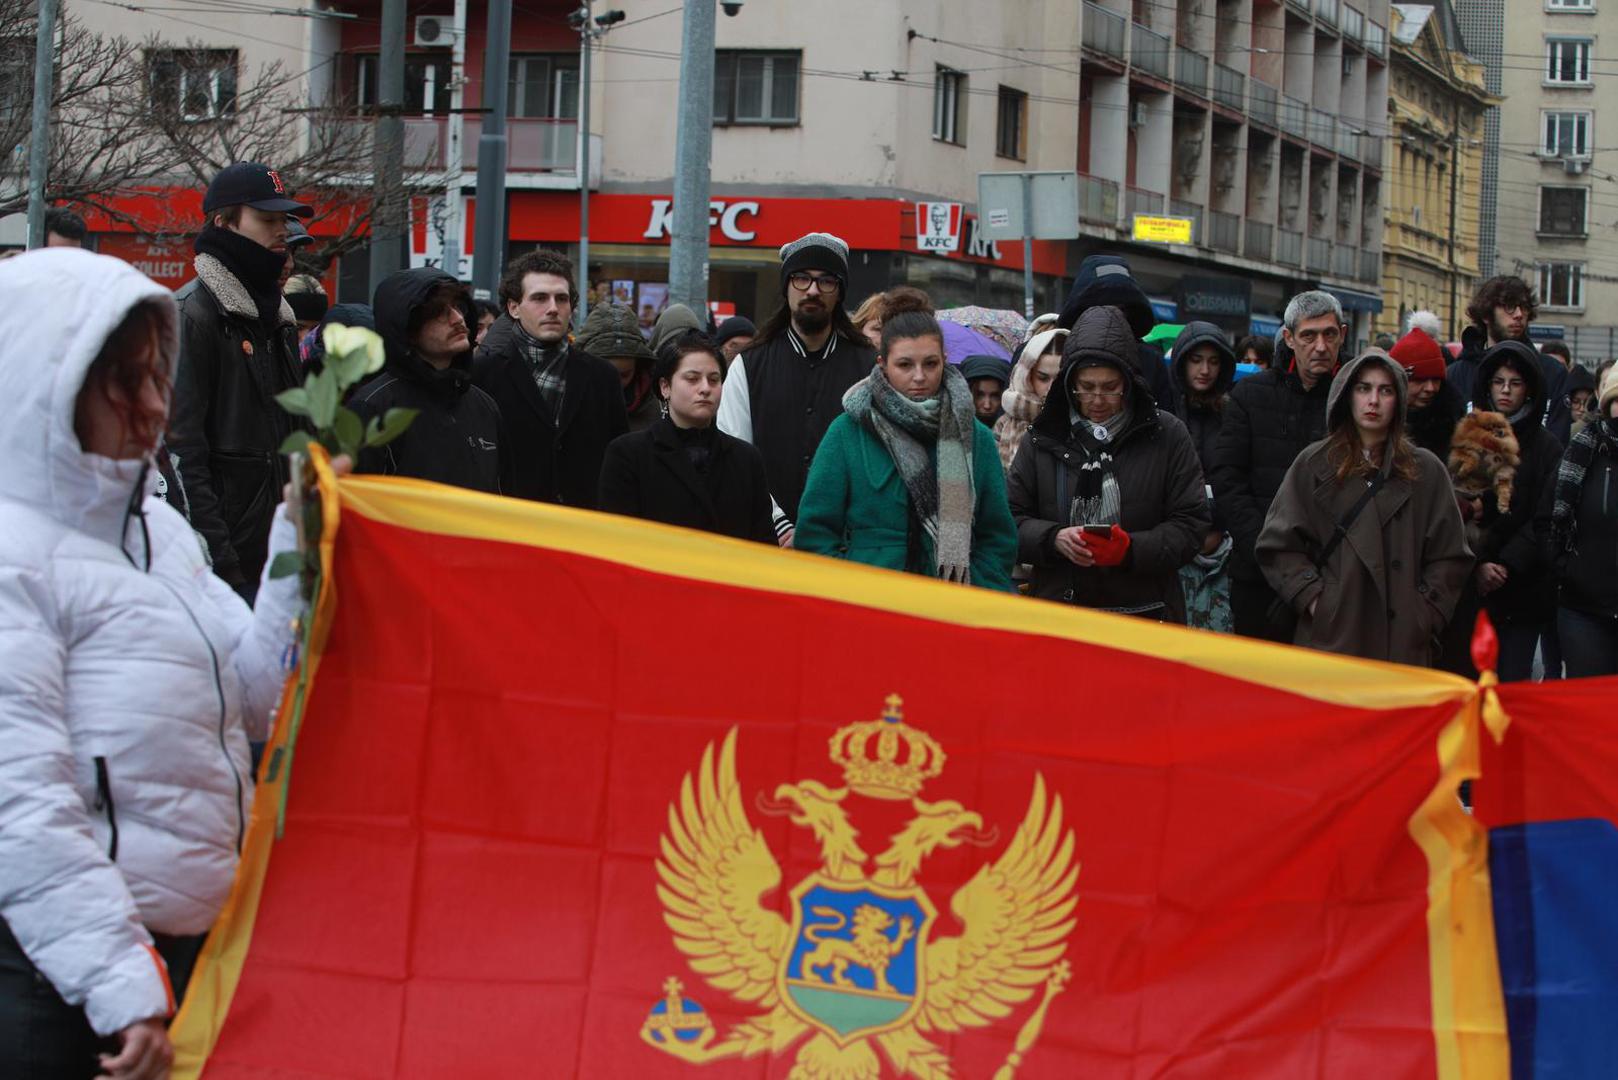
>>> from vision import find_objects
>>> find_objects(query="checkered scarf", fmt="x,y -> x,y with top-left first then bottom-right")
1552,417 -> 1617,550
842,364 -> 978,583
513,320 -> 568,420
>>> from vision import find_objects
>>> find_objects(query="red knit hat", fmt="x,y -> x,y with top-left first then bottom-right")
1389,329 -> 1446,381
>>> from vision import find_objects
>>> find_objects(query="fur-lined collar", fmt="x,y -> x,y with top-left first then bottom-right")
193,252 -> 296,326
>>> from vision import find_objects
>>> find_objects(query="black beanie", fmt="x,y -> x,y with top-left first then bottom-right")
286,291 -> 329,323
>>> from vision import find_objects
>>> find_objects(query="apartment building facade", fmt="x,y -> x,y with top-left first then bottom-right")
1375,1 -> 1495,340
29,0 -> 1393,339
1459,0 -> 1618,362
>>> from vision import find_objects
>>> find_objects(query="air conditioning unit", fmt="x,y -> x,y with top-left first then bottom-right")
413,15 -> 451,46
1130,101 -> 1149,130
1564,156 -> 1589,175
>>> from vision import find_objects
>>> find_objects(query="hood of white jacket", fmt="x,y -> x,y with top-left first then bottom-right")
0,249 -> 178,547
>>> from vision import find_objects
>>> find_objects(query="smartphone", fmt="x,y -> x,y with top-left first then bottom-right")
1081,524 -> 1114,538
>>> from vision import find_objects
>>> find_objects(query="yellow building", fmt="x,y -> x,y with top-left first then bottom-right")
1377,1 -> 1497,340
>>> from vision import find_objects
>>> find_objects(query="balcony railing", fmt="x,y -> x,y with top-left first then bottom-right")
1306,236 -> 1331,272
1127,185 -> 1166,218
1331,244 -> 1357,278
1365,20 -> 1386,57
1337,124 -> 1359,160
463,117 -> 580,172
1078,173 -> 1121,224
1249,79 -> 1278,127
1362,135 -> 1383,169
1132,22 -> 1172,79
1316,0 -> 1341,29
1083,2 -> 1128,59
1342,5 -> 1365,42
1280,95 -> 1308,139
1175,45 -> 1210,96
1213,63 -> 1245,110
1309,108 -> 1336,148
1171,198 -> 1203,242
328,116 -> 583,174
1285,0 -> 1310,16
1276,227 -> 1303,265
1359,249 -> 1380,283
1245,219 -> 1273,260
1209,210 -> 1241,252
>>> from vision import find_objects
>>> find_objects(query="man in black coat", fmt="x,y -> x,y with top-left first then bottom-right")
348,269 -> 503,493
599,330 -> 775,543
1056,254 -> 1176,410
1390,327 -> 1466,459
716,232 -> 875,545
1210,290 -> 1339,640
471,249 -> 626,507
168,162 -> 312,601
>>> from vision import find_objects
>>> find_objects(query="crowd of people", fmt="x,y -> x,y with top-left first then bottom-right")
4,162 -> 1617,1078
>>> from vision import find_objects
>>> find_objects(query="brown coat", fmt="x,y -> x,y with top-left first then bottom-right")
1256,351 -> 1473,665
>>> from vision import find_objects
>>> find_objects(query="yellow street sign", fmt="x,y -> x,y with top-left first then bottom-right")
1131,215 -> 1194,244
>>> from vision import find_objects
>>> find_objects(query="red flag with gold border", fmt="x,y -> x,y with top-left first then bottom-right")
172,457 -> 1508,1078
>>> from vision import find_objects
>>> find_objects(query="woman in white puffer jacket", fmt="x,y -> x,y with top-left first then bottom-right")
0,250 -> 300,1079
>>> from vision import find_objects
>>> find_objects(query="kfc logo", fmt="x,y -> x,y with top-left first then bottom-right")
915,202 -> 963,253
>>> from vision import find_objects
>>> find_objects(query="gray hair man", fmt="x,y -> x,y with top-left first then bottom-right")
1209,289 -> 1341,641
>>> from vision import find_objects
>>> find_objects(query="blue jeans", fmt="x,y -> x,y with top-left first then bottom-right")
1559,608 -> 1618,679
1495,619 -> 1545,683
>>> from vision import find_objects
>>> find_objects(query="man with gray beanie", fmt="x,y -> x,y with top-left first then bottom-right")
717,232 -> 875,545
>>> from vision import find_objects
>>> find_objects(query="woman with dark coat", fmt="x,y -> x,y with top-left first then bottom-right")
1257,349 -> 1472,665
795,312 -> 1017,590
598,331 -> 775,543
1443,340 -> 1563,680
1549,365 -> 1618,677
1169,322 -> 1237,630
1007,305 -> 1210,622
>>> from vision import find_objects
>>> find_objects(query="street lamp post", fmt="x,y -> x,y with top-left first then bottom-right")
569,5 -> 624,326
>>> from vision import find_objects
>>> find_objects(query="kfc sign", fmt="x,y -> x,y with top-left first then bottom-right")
915,201 -> 963,253
642,199 -> 760,242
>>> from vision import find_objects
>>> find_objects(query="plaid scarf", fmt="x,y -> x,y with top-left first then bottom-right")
1552,417 -> 1617,550
1066,405 -> 1132,525
512,321 -> 568,420
842,364 -> 978,583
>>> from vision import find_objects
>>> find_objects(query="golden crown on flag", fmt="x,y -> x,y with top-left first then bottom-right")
828,694 -> 945,800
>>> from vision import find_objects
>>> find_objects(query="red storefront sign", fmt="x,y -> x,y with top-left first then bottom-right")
486,193 -> 1067,277
96,234 -> 195,291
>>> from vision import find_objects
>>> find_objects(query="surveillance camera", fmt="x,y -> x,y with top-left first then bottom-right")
595,8 -> 625,26
721,1 -> 742,15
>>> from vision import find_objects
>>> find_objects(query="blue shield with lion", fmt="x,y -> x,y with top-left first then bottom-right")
777,873 -> 937,1044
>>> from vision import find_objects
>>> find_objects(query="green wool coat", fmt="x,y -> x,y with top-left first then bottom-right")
795,413 -> 1017,592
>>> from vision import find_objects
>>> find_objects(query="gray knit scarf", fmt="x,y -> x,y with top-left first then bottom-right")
1068,404 -> 1132,525
1552,416 -> 1617,550
842,364 -> 978,583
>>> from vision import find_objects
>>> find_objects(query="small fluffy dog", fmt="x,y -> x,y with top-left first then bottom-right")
1448,411 -> 1520,515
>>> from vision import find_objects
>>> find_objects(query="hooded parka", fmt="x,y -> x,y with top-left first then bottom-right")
350,268 -> 504,493
1007,306 -> 1210,620
1168,321 -> 1237,473
1256,350 -> 1472,664
0,250 -> 300,1039
576,302 -> 660,432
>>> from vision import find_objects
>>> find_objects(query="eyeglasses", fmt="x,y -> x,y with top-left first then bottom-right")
787,272 -> 841,294
1074,387 -> 1126,399
1490,377 -> 1526,392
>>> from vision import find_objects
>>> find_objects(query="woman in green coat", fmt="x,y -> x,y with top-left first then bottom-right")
796,311 -> 1017,591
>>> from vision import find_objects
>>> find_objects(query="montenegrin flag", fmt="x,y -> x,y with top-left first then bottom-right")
171,450 -> 1514,1079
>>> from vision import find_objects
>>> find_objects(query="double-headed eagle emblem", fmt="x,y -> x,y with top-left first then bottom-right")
640,695 -> 1079,1079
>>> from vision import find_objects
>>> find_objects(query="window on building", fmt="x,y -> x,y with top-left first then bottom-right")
148,48 -> 238,121
933,66 -> 966,145
996,86 -> 1028,160
713,51 -> 799,126
509,54 -> 579,119
1543,110 -> 1591,156
1538,261 -> 1585,307
1546,38 -> 1592,83
1540,187 -> 1589,235
354,53 -> 453,115
1546,0 -> 1593,10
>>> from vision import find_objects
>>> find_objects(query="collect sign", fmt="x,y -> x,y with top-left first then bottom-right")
915,202 -> 963,252
1131,215 -> 1194,244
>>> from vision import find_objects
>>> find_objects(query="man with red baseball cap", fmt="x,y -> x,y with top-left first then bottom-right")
1390,322 -> 1466,459
168,163 -> 313,600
